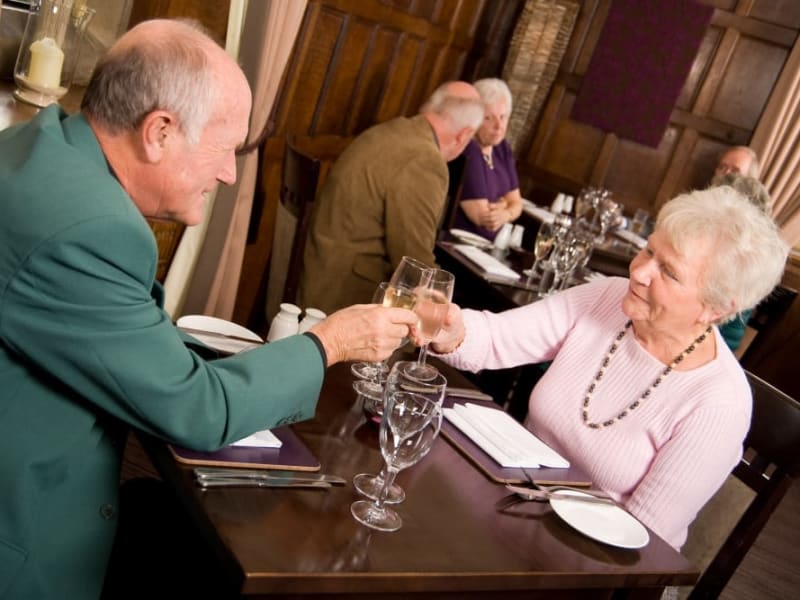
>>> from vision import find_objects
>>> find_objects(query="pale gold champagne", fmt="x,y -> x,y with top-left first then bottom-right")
383,285 -> 417,310
415,290 -> 448,344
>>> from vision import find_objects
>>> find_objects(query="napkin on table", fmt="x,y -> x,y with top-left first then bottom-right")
231,429 -> 283,448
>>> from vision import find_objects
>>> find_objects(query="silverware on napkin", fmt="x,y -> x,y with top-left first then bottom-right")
194,467 -> 346,485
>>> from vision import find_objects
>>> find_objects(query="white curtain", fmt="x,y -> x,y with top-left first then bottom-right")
165,0 -> 308,318
751,39 -> 800,247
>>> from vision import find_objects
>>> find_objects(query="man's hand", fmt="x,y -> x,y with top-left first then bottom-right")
309,304 -> 418,366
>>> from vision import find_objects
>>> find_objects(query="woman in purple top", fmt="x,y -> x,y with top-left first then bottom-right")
453,78 -> 523,242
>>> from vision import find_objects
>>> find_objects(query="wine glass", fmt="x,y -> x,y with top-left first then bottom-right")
351,282 -> 391,387
353,361 -> 447,504
407,269 -> 454,380
526,221 -> 555,283
350,390 -> 442,532
386,256 -> 433,310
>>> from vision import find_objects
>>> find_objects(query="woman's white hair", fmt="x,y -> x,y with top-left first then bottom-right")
656,186 -> 788,322
474,78 -> 513,113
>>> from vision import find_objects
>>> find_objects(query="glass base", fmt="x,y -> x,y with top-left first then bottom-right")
351,361 -> 388,381
350,499 -> 402,532
353,473 -> 405,504
405,362 -> 439,381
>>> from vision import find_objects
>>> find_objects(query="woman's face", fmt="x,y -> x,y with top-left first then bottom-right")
475,98 -> 509,148
622,229 -> 720,332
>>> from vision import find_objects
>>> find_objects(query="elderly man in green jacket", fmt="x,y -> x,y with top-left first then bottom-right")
0,20 -> 416,600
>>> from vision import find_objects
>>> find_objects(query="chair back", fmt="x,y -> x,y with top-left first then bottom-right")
688,371 -> 800,599
279,139 -> 321,305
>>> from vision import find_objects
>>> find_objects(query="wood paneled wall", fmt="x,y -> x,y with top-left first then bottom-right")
234,0 -> 523,329
521,0 -> 800,215
234,0 -> 800,332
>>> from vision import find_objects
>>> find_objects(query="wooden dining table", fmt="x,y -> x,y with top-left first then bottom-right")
140,356 -> 698,599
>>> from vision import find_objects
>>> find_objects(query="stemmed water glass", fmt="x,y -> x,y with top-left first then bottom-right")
353,361 -> 447,504
350,389 -> 442,532
408,269 -> 454,381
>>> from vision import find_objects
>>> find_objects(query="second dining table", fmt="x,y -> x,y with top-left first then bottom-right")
140,355 -> 698,599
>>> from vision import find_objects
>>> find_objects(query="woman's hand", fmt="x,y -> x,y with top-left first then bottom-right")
309,304 -> 418,366
429,303 -> 466,354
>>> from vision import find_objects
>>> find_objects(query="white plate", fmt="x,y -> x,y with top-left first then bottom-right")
450,228 -> 493,249
177,315 -> 263,354
549,490 -> 650,549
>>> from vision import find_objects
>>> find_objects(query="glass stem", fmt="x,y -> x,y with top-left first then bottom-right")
375,466 -> 399,510
417,343 -> 430,366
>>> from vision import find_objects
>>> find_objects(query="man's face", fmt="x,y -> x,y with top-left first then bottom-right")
714,148 -> 754,179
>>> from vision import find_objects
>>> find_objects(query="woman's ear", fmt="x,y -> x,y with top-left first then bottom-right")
140,110 -> 176,163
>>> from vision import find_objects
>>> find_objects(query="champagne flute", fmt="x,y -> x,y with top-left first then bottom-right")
353,361 -> 446,503
526,222 -> 555,283
408,269 -> 454,381
351,282 -> 391,386
387,256 -> 433,310
350,390 -> 442,532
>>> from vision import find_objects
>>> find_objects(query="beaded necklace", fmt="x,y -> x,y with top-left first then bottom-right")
582,320 -> 713,429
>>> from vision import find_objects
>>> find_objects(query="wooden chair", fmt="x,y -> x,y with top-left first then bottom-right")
278,138 -> 321,306
688,371 -> 800,599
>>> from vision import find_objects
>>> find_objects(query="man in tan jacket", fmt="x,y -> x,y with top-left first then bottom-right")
298,81 -> 483,314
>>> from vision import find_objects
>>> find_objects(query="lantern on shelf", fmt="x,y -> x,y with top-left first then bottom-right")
13,0 -> 95,108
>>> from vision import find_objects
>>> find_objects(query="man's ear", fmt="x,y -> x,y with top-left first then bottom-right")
140,110 -> 175,163
456,127 -> 473,146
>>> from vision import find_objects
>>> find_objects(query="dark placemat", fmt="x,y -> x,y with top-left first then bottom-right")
169,426 -> 320,471
441,397 -> 592,486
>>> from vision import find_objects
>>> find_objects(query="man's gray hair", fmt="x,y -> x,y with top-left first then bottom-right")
81,20 -> 217,145
421,84 -> 484,132
474,78 -> 512,113
657,186 -> 787,321
709,172 -> 772,214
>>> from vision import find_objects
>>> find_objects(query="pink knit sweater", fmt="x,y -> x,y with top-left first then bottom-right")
436,277 -> 751,549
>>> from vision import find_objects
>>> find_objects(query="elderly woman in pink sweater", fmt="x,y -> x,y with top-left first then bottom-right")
430,186 -> 787,550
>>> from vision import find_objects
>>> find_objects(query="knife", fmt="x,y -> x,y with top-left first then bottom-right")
506,484 -> 615,505
446,387 -> 493,402
194,467 -> 346,485
178,326 -> 264,346
197,477 -> 332,489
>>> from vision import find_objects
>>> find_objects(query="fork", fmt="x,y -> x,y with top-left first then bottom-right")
505,484 -> 615,505
519,467 -> 612,500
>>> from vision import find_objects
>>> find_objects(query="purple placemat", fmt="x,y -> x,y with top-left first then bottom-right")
441,397 -> 592,486
169,426 -> 320,472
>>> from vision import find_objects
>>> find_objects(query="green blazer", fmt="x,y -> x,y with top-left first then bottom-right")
0,107 -> 324,599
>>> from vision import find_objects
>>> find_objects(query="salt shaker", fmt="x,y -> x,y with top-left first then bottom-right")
267,303 -> 301,342
298,308 -> 327,333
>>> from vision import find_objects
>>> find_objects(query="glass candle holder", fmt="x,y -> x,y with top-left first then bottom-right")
13,0 -> 95,108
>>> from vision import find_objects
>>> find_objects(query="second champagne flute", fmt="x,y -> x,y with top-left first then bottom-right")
408,269 -> 454,380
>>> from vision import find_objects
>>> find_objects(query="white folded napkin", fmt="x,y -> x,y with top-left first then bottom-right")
444,403 -> 569,469
613,228 -> 647,249
521,200 -> 556,224
231,429 -> 283,448
453,244 -> 520,280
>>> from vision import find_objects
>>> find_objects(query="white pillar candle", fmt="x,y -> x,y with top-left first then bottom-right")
28,37 -> 64,90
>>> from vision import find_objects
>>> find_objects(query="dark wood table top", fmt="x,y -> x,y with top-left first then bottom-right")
142,357 -> 698,599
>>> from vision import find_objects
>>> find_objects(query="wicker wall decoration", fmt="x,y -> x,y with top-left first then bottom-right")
503,0 -> 579,156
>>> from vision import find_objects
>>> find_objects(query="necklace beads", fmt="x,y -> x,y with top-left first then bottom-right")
582,320 -> 712,429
